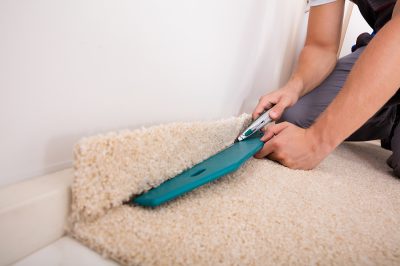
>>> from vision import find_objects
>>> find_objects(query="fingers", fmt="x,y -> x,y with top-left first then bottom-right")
260,122 -> 290,142
254,122 -> 291,159
266,152 -> 281,163
252,103 -> 270,120
254,140 -> 275,159
252,95 -> 277,120
252,92 -> 293,121
260,125 -> 275,142
268,97 -> 290,120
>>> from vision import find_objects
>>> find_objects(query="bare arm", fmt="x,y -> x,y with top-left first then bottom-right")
255,1 -> 400,169
252,1 -> 344,120
291,0 -> 344,97
394,0 -> 400,16
311,2 -> 400,152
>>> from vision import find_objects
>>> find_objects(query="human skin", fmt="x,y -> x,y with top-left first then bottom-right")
252,0 -> 400,169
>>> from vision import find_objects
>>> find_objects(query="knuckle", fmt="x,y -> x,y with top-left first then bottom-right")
282,158 -> 291,167
253,150 -> 264,159
275,153 -> 283,161
272,105 -> 282,112
271,141 -> 279,149
278,101 -> 289,109
274,104 -> 286,113
273,139 -> 281,148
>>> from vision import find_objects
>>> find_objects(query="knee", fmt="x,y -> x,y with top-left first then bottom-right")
393,166 -> 400,179
388,154 -> 400,178
388,124 -> 400,177
279,104 -> 314,128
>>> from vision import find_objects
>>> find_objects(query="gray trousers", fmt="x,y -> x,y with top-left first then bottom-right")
279,46 -> 400,176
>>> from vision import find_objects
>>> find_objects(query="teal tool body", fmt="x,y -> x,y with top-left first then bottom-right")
132,132 -> 264,207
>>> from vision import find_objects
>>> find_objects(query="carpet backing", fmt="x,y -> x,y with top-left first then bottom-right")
67,114 -> 400,265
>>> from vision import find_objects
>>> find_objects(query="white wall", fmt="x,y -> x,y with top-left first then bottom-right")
0,0 -> 308,186
240,1 -> 374,114
340,4 -> 372,58
239,1 -> 309,114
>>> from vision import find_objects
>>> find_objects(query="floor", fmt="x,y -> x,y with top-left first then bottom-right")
9,141 -> 389,266
12,237 -> 118,266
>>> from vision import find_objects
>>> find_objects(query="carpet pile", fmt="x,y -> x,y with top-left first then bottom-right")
67,114 -> 400,265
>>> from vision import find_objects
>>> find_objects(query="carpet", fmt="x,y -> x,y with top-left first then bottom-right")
67,114 -> 400,265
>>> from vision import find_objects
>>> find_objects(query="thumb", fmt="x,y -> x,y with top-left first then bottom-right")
261,122 -> 290,142
268,98 -> 290,120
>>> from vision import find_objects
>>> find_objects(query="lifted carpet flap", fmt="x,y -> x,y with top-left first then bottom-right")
67,114 -> 400,266
68,114 -> 251,223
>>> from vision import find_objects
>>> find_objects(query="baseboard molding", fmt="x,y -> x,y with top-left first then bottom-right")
0,169 -> 73,266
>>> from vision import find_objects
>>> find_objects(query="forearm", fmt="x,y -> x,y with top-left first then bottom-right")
310,16 -> 400,151
288,45 -> 338,97
274,1 -> 344,101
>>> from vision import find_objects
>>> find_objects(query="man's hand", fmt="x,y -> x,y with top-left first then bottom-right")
251,1 -> 344,122
254,122 -> 332,170
252,82 -> 301,121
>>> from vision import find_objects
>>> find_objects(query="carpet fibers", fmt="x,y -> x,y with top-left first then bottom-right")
67,114 -> 400,265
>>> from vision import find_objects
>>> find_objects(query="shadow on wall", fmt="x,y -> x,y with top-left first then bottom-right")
220,0 -> 270,117
238,0 -> 307,115
0,0 -> 308,186
43,134 -> 82,178
41,0 -> 308,184
43,122 -> 142,176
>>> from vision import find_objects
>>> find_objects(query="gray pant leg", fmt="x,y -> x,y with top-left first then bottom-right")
280,46 -> 396,141
279,48 -> 359,128
386,121 -> 400,177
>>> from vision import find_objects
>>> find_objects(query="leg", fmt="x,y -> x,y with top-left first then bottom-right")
280,46 -> 396,141
387,121 -> 400,177
280,47 -> 365,128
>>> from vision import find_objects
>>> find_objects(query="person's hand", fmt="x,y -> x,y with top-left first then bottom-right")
252,86 -> 300,121
254,122 -> 333,170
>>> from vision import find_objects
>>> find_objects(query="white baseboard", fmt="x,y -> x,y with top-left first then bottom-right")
0,169 -> 73,266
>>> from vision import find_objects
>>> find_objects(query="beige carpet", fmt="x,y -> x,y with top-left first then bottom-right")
67,114 -> 400,265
